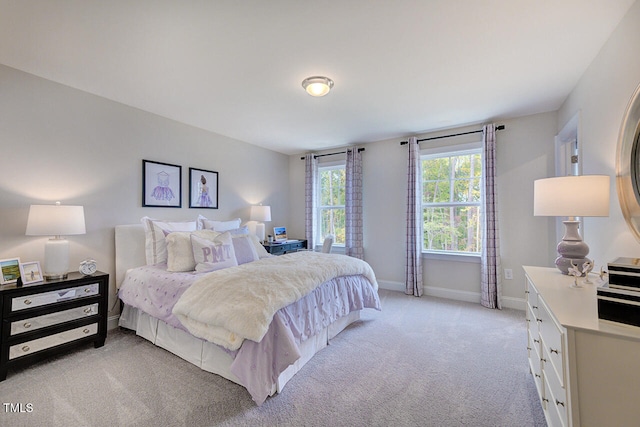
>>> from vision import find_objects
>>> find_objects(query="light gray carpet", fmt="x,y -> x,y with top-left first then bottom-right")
0,290 -> 546,427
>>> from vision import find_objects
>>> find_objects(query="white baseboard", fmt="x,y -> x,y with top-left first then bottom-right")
108,315 -> 120,330
377,280 -> 525,311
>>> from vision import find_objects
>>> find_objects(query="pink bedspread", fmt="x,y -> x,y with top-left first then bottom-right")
118,264 -> 380,404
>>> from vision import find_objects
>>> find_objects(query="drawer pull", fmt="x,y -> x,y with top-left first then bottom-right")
532,305 -> 538,309
527,346 -> 532,351
542,398 -> 549,404
550,348 -> 559,354
535,373 -> 541,378
533,339 -> 540,344
541,358 -> 547,363
526,318 -> 531,323
23,299 -> 32,305
555,399 -> 565,407
536,318 -> 543,323
23,322 -> 32,329
83,307 -> 92,314
83,328 -> 91,334
84,288 -> 92,293
22,345 -> 30,352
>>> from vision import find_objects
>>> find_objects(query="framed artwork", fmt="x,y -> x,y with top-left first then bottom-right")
0,257 -> 21,285
19,261 -> 43,285
189,167 -> 219,209
143,160 -> 182,208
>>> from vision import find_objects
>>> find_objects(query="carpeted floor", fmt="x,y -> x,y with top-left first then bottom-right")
0,290 -> 546,427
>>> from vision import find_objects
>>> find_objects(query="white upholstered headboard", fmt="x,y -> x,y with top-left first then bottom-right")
115,224 -> 146,289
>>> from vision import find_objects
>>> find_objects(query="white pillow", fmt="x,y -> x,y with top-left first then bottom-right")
191,232 -> 238,272
198,215 -> 242,232
231,235 -> 259,265
248,234 -> 272,259
141,217 -> 197,265
166,230 -> 220,272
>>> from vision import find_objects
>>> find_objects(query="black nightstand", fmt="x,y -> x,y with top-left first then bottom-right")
262,240 -> 307,255
0,271 -> 109,381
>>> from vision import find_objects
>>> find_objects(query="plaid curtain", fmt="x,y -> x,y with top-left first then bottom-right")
480,124 -> 502,309
405,137 -> 423,296
304,153 -> 318,250
346,148 -> 364,259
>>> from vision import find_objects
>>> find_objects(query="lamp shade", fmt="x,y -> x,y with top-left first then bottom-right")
26,204 -> 86,236
534,175 -> 610,218
250,205 -> 272,222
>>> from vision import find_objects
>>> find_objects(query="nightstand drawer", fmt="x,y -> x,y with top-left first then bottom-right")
11,283 -> 100,311
10,303 -> 99,335
9,323 -> 98,360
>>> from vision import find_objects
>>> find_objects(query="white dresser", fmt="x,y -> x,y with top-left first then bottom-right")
524,266 -> 640,426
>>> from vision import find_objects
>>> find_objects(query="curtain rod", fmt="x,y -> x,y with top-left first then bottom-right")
300,147 -> 365,160
399,124 -> 505,145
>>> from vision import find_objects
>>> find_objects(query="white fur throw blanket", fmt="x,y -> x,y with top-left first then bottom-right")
172,251 -> 378,350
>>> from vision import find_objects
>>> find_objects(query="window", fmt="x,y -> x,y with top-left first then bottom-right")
421,147 -> 482,255
317,164 -> 345,245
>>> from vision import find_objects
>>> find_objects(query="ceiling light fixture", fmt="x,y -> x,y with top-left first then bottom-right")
302,76 -> 334,97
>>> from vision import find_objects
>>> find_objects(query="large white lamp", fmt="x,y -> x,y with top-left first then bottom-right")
534,175 -> 610,274
26,202 -> 86,280
250,205 -> 271,243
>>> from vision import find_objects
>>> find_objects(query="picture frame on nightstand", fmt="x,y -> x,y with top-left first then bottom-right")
19,261 -> 43,285
0,257 -> 21,285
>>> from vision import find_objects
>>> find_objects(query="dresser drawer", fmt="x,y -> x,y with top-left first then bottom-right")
538,298 -> 565,387
9,323 -> 98,360
544,345 -> 568,427
11,283 -> 100,312
526,280 -> 539,309
9,303 -> 99,335
527,302 -> 540,338
528,331 -> 544,398
288,241 -> 304,250
269,245 -> 286,255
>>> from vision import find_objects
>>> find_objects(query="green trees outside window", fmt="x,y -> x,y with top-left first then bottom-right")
318,165 -> 346,245
422,150 -> 482,253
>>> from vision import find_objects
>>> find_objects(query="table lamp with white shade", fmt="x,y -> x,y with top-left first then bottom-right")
26,202 -> 86,280
250,205 -> 271,243
533,175 -> 610,274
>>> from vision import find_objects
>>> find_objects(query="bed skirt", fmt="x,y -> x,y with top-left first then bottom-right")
118,304 -> 360,396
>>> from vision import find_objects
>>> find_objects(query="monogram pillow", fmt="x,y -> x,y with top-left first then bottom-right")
191,232 -> 238,272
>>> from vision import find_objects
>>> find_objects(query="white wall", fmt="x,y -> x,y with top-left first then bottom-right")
0,65 -> 290,322
558,0 -> 640,264
289,112 -> 557,308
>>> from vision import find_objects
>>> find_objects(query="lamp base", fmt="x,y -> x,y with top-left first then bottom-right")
555,220 -> 590,275
44,273 -> 69,281
256,223 -> 265,243
44,237 -> 70,280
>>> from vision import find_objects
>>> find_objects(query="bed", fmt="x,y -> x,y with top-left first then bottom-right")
115,220 -> 380,405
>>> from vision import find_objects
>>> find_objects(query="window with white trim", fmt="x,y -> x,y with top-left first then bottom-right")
421,146 -> 482,254
317,164 -> 345,246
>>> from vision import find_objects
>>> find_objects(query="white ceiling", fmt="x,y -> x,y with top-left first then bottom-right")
0,1 -> 635,154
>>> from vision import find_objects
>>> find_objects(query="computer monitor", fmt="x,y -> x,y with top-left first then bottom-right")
273,226 -> 287,242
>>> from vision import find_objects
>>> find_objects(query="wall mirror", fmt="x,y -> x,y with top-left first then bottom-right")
616,82 -> 640,241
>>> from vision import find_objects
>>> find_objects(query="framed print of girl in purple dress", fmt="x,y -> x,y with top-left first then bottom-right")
143,159 -> 182,208
189,167 -> 218,209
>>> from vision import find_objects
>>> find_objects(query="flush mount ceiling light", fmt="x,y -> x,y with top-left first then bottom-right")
301,76 -> 334,97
